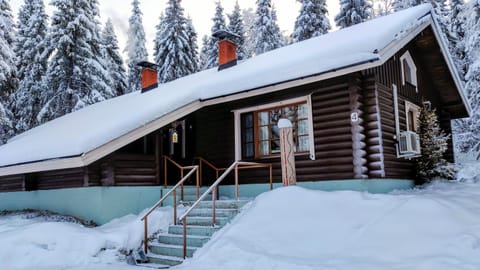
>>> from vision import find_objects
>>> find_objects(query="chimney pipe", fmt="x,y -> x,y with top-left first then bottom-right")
212,30 -> 240,71
137,61 -> 159,93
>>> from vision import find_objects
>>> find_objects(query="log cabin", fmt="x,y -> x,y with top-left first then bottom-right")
0,5 -> 470,223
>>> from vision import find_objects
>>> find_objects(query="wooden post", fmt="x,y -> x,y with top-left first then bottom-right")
278,119 -> 296,186
173,190 -> 177,225
83,167 -> 90,187
164,157 -> 167,187
155,133 -> 160,185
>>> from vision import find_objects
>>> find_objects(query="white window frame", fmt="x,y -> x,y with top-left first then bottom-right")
400,51 -> 418,91
405,101 -> 420,132
233,95 -> 315,161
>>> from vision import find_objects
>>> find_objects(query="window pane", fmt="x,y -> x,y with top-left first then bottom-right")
258,111 -> 268,126
270,125 -> 279,140
270,109 -> 281,125
243,113 -> 253,128
243,143 -> 254,158
244,128 -> 253,142
259,126 -> 269,140
259,141 -> 269,155
298,104 -> 308,118
298,120 -> 308,135
271,140 -> 280,154
298,136 -> 309,152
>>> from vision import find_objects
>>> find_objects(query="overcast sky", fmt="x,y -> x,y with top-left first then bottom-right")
9,0 -> 340,61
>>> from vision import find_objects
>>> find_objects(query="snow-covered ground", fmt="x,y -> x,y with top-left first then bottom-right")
1,163 -> 480,270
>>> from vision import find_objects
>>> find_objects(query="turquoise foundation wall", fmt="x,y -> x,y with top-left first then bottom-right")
0,179 -> 414,224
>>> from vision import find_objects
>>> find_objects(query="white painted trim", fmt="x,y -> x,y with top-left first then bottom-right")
306,95 -> 316,160
400,51 -> 418,90
0,157 -> 85,177
393,84 -> 400,138
234,110 -> 241,161
232,95 -> 315,160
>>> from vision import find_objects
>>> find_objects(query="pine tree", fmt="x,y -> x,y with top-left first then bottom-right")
199,35 -> 210,69
228,1 -> 248,60
452,0 -> 480,159
39,0 -> 114,123
253,0 -> 283,55
242,7 -> 256,58
0,0 -> 16,100
154,0 -> 199,83
292,0 -> 331,42
0,0 -> 16,142
414,103 -> 455,183
12,0 -> 48,133
126,0 -> 148,92
203,1 -> 227,69
335,0 -> 373,28
448,0 -> 467,77
102,19 -> 127,96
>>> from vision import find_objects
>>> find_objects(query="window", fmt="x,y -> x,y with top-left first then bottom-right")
234,97 -> 315,160
400,51 -> 417,89
405,101 -> 420,132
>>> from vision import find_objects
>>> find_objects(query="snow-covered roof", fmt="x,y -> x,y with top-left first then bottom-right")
0,4 -> 467,175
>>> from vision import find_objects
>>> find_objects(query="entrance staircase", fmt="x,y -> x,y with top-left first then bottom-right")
141,190 -> 250,268
137,159 -> 273,269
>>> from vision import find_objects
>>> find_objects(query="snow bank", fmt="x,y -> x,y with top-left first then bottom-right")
0,207 -> 172,270
176,180 -> 480,270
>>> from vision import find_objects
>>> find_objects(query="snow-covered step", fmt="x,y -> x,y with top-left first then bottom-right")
136,262 -> 170,269
149,243 -> 196,258
181,216 -> 230,226
168,224 -> 220,237
145,254 -> 184,267
184,200 -> 249,209
188,208 -> 238,218
158,233 -> 210,248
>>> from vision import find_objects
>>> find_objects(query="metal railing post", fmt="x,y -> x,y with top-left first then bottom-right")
181,169 -> 184,201
212,186 -> 217,226
183,218 -> 187,259
164,157 -> 167,187
173,189 -> 177,225
196,168 -> 200,199
269,164 -> 273,190
144,216 -> 148,253
235,164 -> 239,201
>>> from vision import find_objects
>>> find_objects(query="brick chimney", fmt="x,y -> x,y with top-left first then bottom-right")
137,61 -> 159,93
212,30 -> 240,71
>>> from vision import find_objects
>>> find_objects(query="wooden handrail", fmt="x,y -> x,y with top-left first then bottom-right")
194,157 -> 226,186
141,165 -> 199,254
164,156 -> 199,199
179,161 -> 273,258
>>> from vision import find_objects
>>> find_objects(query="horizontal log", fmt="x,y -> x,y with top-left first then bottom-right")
115,175 -> 156,182
115,168 -> 156,175
314,126 -> 351,137
113,154 -> 155,161
296,166 -> 354,175
314,134 -> 352,144
299,172 -> 354,181
313,119 -> 351,130
312,104 -> 351,116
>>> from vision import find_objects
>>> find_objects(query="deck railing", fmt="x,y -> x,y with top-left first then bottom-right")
141,165 -> 199,253
193,156 -> 226,186
178,161 -> 272,258
163,155 -> 200,199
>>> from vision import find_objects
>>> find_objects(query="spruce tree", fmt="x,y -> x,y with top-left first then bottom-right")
0,0 -> 16,100
126,0 -> 148,92
335,0 -> 373,28
392,0 -> 420,12
199,35 -> 210,69
0,0 -> 16,142
452,0 -> 480,159
102,19 -> 127,96
414,103 -> 455,183
228,1 -> 248,60
242,8 -> 256,59
39,0 -> 114,123
292,0 -> 331,42
154,0 -> 199,83
253,0 -> 283,55
203,1 -> 227,69
12,0 -> 48,133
